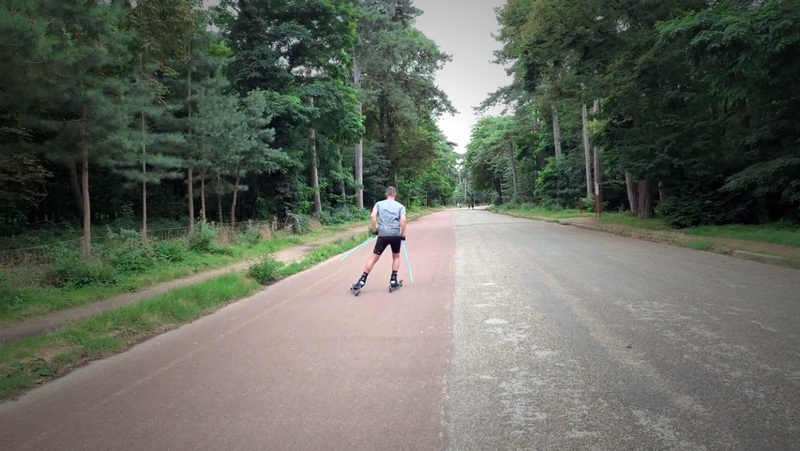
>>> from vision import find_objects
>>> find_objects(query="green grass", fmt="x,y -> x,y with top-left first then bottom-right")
488,203 -> 800,251
0,272 -> 261,400
0,226 -> 392,401
598,212 -> 671,230
0,234 -> 306,325
683,224 -> 800,247
686,239 -> 713,251
0,206 -> 442,325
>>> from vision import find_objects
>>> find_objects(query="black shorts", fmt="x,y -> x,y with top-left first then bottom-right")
373,236 -> 402,255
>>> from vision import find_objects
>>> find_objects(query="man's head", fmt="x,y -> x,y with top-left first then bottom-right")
385,186 -> 397,199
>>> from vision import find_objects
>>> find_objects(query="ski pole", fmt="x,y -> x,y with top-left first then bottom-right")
402,240 -> 413,283
340,235 -> 375,261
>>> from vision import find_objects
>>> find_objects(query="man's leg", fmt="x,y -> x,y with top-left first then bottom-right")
364,253 -> 381,273
353,237 -> 386,288
389,237 -> 402,286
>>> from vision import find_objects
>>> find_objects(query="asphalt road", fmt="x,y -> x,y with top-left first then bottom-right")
1,209 -> 799,450
446,210 -> 800,450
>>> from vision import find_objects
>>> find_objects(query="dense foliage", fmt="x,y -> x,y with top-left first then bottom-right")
0,0 -> 459,255
465,0 -> 800,228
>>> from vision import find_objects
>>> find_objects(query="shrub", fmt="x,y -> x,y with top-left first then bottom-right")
188,219 -> 217,252
249,255 -> 282,285
284,213 -> 310,235
48,256 -> 119,288
240,225 -> 262,246
152,239 -> 188,263
0,271 -> 29,314
103,242 -> 154,274
655,193 -> 730,229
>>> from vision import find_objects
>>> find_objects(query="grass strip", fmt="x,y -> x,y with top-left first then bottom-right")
0,272 -> 261,401
0,208 -> 442,325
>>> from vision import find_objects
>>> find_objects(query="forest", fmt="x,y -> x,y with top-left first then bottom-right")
0,0 -> 461,261
463,0 -> 800,230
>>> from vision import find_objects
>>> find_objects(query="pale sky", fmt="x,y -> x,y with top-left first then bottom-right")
411,0 -> 511,154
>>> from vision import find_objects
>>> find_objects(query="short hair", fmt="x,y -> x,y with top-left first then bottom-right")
385,186 -> 397,196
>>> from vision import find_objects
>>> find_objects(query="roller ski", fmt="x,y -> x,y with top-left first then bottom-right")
389,278 -> 403,293
350,281 -> 364,296
350,273 -> 368,296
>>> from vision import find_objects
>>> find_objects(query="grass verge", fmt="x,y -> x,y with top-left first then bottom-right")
0,272 -> 261,401
0,207 -> 443,326
490,206 -> 800,268
0,209 -> 440,401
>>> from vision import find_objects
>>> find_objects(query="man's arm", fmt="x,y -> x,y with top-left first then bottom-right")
370,205 -> 378,233
400,210 -> 406,237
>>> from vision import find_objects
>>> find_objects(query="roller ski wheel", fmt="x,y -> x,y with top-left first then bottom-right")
350,283 -> 363,296
389,279 -> 403,293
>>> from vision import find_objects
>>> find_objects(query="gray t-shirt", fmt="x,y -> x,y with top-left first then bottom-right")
374,199 -> 406,236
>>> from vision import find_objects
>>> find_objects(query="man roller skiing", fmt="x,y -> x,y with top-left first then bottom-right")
351,186 -> 406,293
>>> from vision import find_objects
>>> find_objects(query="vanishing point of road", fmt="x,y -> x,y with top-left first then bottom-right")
2,209 -> 799,450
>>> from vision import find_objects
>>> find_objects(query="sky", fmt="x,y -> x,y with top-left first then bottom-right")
410,0 -> 512,154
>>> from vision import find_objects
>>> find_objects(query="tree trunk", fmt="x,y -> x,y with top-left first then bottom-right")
495,178 -> 503,204
187,44 -> 195,231
336,146 -> 347,203
552,104 -> 562,158
80,102 -> 91,258
141,104 -> 149,245
582,103 -> 593,198
217,174 -> 223,224
625,172 -> 638,214
508,142 -> 517,196
67,156 -> 83,219
637,179 -> 653,219
593,145 -> 602,216
230,165 -> 241,226
353,58 -> 364,209
305,66 -> 321,215
658,181 -> 667,203
81,149 -> 91,258
187,168 -> 194,230
200,169 -> 206,220
591,99 -> 602,216
308,122 -> 321,214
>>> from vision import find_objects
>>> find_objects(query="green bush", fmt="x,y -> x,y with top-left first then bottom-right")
103,242 -> 154,274
249,255 -> 282,285
318,205 -> 368,226
655,192 -> 733,229
48,256 -> 119,288
152,239 -> 188,263
241,226 -> 261,246
188,219 -> 217,252
0,271 -> 29,314
284,213 -> 310,235
534,154 -> 585,208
